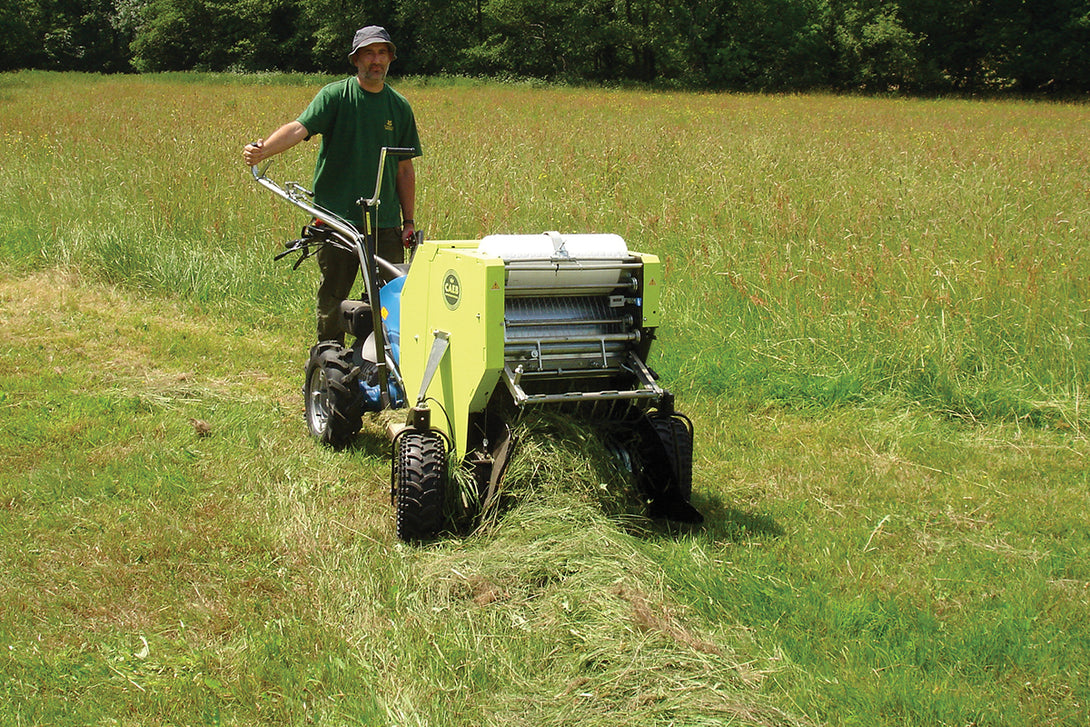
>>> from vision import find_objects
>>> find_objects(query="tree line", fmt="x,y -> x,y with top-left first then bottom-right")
2,0 -> 1088,94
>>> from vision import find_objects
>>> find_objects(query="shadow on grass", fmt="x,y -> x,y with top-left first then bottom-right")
614,494 -> 784,544
637,491 -> 785,544
698,491 -> 785,543
345,431 -> 392,459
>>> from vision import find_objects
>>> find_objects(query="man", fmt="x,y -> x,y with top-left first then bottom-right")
243,25 -> 422,343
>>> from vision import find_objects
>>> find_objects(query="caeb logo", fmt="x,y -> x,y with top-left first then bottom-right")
443,270 -> 461,310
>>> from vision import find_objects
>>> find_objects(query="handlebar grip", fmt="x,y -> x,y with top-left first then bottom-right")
384,147 -> 417,157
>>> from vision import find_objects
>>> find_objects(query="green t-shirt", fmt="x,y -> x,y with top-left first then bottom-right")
297,79 -> 422,228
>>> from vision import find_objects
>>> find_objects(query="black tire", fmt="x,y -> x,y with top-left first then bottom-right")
303,342 -> 362,448
392,431 -> 447,541
650,414 -> 694,502
632,412 -> 702,524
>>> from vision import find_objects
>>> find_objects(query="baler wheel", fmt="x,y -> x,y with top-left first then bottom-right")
304,342 -> 362,449
636,412 -> 703,524
393,431 -> 447,541
650,414 -> 693,502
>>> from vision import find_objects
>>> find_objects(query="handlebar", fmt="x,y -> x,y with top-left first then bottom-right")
249,163 -> 403,281
250,147 -> 417,410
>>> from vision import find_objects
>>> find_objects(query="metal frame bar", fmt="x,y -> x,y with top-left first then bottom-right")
251,163 -> 406,397
501,351 -> 664,408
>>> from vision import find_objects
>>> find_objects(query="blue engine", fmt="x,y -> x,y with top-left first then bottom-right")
358,274 -> 407,412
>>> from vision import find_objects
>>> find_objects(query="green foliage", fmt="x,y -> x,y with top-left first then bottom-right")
832,1 -> 920,91
676,0 -> 834,90
301,0 -> 398,74
989,0 -> 1090,93
0,0 -> 132,72
395,0 -> 483,75
902,0 -> 1090,94
130,0 -> 312,72
0,0 -> 44,71
5,0 -> 1090,93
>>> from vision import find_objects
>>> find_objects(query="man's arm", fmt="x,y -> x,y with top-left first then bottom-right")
396,158 -> 416,244
243,121 -> 309,166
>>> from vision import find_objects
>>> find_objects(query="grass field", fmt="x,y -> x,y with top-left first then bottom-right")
1,71 -> 1088,725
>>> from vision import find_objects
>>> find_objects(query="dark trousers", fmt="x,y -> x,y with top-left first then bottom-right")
316,227 -> 403,343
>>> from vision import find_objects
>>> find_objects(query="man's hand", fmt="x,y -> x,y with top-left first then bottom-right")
401,222 -> 416,247
242,123 -> 308,168
243,139 -> 265,166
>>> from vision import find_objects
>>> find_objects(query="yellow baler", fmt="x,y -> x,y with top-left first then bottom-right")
391,232 -> 701,540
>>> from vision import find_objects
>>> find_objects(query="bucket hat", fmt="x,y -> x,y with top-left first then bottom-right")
349,26 -> 397,60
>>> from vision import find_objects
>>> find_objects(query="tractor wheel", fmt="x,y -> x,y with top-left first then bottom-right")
635,412 -> 702,524
392,431 -> 447,541
650,414 -> 694,502
303,343 -> 362,449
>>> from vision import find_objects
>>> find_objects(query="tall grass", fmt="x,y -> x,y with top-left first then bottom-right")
1,73 -> 1089,726
2,72 -> 1087,426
